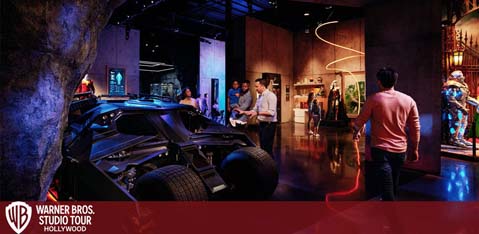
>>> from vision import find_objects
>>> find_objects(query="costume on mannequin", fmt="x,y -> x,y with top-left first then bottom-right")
442,70 -> 479,148
325,80 -> 348,122
76,75 -> 95,95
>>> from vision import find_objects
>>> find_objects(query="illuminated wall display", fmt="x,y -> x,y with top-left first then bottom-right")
108,68 -> 126,96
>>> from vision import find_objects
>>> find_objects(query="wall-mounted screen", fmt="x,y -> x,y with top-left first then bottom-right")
108,68 -> 126,96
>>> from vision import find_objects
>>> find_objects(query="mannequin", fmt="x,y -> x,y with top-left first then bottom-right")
327,80 -> 341,121
442,70 -> 479,147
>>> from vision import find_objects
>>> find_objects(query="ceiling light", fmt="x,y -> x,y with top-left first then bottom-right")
304,12 -> 310,16
268,0 -> 278,8
145,43 -> 149,47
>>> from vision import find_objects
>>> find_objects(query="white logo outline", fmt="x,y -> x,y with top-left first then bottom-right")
5,201 -> 32,234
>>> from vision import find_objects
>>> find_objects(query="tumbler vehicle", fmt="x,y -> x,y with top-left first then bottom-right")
52,95 -> 278,201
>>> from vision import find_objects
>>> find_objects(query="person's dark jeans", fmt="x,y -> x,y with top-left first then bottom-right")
369,147 -> 406,201
258,122 -> 277,156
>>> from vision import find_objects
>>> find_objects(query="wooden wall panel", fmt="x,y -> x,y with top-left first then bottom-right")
245,17 -> 294,122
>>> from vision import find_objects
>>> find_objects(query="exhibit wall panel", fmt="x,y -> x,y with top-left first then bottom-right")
294,33 -> 313,78
277,27 -> 294,77
89,25 -> 140,95
199,38 -> 226,113
311,24 -> 336,75
245,17 -> 263,74
262,22 -> 279,74
334,19 -> 364,73
365,0 -> 442,174
245,17 -> 294,122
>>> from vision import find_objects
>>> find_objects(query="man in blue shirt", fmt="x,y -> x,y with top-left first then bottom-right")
227,80 -> 240,118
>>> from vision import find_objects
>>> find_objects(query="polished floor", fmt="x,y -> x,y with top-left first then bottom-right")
244,122 -> 479,201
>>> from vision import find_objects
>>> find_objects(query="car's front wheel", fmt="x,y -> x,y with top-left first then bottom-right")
220,147 -> 278,200
134,165 -> 208,201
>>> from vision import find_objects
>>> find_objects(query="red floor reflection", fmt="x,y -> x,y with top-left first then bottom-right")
244,122 -> 479,201
325,141 -> 362,202
245,122 -> 366,201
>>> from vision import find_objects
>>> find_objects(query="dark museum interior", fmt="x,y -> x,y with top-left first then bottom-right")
0,0 -> 479,203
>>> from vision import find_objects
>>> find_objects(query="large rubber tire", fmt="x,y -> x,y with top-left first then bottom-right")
134,165 -> 208,201
220,147 -> 278,200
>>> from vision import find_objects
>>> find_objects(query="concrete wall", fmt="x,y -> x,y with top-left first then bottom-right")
245,17 -> 294,123
365,0 -> 442,174
89,25 -> 140,95
199,38 -> 226,114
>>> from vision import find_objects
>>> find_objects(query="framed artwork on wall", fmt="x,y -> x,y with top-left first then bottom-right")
342,73 -> 366,118
108,67 -> 126,96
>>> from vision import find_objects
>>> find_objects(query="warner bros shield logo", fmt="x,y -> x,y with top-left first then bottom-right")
5,201 -> 32,234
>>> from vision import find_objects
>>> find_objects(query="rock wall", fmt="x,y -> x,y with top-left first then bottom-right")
0,0 -> 124,200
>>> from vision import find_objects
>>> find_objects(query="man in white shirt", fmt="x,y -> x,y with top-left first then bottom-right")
239,78 -> 277,156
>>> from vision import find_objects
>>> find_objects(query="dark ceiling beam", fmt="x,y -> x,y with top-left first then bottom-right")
140,24 -> 209,39
132,13 -> 225,32
231,0 -> 264,13
175,14 -> 225,29
226,0 -> 232,25
289,0 -> 374,8
252,0 -> 270,9
119,0 -> 166,25
182,0 -> 216,17
211,0 -> 249,15
181,1 -> 243,22
247,0 -> 253,13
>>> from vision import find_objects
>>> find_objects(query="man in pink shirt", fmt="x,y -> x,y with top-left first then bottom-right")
353,67 -> 420,201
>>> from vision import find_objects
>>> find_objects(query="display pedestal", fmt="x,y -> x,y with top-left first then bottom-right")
441,144 -> 479,161
293,108 -> 308,123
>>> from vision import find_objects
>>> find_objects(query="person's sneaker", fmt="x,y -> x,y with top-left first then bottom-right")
229,118 -> 236,127
236,120 -> 247,125
452,139 -> 468,148
461,139 -> 473,147
308,130 -> 314,135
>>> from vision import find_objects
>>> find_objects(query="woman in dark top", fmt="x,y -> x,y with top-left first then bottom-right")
307,91 -> 315,135
311,99 -> 321,136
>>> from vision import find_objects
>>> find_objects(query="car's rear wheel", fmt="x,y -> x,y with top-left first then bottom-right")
220,147 -> 278,200
134,165 -> 208,201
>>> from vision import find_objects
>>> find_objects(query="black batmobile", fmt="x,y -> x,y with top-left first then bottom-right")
52,95 -> 278,201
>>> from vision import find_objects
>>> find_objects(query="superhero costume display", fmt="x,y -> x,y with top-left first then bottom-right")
325,80 -> 348,123
442,70 -> 479,148
76,75 -> 95,99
